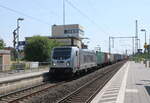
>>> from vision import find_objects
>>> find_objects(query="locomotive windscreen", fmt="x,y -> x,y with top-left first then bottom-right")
52,48 -> 71,60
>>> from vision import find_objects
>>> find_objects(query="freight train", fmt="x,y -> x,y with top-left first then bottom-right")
49,46 -> 126,77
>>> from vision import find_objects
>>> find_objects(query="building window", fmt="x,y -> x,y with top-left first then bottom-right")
64,29 -> 81,34
64,29 -> 84,37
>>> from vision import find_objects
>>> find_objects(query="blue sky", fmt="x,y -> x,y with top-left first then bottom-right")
0,0 -> 150,54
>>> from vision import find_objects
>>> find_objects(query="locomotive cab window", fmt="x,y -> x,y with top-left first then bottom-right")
52,48 -> 72,60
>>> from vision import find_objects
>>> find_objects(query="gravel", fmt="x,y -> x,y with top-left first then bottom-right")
27,62 -> 124,103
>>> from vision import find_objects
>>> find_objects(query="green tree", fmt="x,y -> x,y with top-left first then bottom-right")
0,39 -> 5,49
24,36 -> 61,62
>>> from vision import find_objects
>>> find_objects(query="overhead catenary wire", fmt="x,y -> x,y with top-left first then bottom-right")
0,1 -> 108,35
31,0 -> 60,17
86,0 -> 112,34
65,0 -> 108,35
0,4 -> 51,25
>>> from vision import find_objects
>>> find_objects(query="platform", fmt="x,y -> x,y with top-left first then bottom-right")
0,68 -> 49,83
91,61 -> 150,103
0,68 -> 49,95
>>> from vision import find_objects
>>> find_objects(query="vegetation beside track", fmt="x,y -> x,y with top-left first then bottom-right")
132,52 -> 150,62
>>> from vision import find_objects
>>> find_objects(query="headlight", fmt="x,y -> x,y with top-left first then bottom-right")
52,62 -> 56,66
53,63 -> 56,66
66,61 -> 70,66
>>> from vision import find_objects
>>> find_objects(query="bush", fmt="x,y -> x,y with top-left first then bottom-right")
24,36 -> 61,62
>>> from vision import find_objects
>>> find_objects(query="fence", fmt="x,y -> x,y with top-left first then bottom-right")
0,62 -> 51,73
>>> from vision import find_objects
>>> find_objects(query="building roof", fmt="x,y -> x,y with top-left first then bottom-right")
52,24 -> 84,30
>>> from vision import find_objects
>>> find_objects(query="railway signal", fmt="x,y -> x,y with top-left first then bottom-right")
13,29 -> 18,49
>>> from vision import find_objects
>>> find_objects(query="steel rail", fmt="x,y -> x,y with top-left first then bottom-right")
0,81 -> 65,103
57,61 -> 124,103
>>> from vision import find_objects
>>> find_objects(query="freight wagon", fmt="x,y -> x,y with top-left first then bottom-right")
49,46 -> 126,77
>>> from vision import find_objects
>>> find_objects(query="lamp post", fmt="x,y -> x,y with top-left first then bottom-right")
17,18 -> 24,45
141,29 -> 147,53
16,18 -> 24,62
141,29 -> 147,44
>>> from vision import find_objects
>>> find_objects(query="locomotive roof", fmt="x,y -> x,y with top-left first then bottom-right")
53,46 -> 95,53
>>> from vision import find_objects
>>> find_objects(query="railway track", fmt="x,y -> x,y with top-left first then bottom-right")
0,81 -> 65,103
57,61 -> 125,103
0,61 -> 125,103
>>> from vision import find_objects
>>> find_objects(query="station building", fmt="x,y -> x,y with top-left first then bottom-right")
25,24 -> 86,49
0,50 -> 11,71
52,24 -> 84,38
51,24 -> 85,48
20,24 -> 87,60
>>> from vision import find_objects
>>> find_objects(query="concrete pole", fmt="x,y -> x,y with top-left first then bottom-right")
135,20 -> 138,53
145,31 -> 147,44
16,18 -> 24,63
149,34 -> 150,45
132,37 -> 134,55
144,31 -> 147,53
16,19 -> 20,63
17,20 -> 19,45
63,0 -> 65,25
138,39 -> 141,49
109,36 -> 111,54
